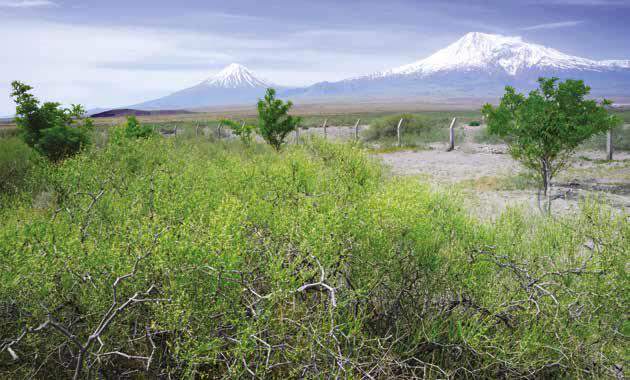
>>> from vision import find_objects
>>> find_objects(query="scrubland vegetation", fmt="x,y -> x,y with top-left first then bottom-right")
0,129 -> 627,379
0,83 -> 628,379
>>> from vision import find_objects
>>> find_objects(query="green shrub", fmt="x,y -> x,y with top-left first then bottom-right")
363,113 -> 449,143
9,81 -> 93,162
221,118 -> 255,146
0,138 -> 626,378
469,120 -> 481,126
0,137 -> 40,193
36,125 -> 91,162
124,115 -> 155,139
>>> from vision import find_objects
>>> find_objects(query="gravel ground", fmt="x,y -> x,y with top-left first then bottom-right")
376,144 -> 630,219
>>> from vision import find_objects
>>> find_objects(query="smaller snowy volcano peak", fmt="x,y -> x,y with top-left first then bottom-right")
203,63 -> 271,89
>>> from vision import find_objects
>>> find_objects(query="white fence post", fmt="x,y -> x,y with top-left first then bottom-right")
354,119 -> 361,141
323,119 -> 328,139
396,118 -> 403,147
606,129 -> 614,160
447,117 -> 457,152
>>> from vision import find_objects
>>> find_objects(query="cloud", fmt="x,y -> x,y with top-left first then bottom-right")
1,19 -> 430,114
0,0 -> 57,8
520,20 -> 584,31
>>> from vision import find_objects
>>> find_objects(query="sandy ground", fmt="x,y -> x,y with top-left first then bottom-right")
377,143 -> 630,219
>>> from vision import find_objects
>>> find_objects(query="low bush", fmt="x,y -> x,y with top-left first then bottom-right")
0,137 -> 40,194
123,115 -> 155,139
363,113 -> 451,144
469,120 -> 481,126
0,138 -> 626,378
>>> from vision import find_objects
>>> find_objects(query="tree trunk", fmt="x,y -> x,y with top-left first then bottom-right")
540,159 -> 552,214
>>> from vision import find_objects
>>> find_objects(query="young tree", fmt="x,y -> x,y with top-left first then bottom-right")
10,81 -> 92,162
482,77 -> 620,213
257,88 -> 301,151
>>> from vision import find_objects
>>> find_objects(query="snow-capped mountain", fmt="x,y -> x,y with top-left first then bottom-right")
131,34 -> 630,110
133,63 -> 274,110
377,32 -> 629,77
201,63 -> 271,89
285,32 -> 630,100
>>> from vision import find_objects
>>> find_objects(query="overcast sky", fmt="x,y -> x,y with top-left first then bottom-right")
1,0 -> 629,114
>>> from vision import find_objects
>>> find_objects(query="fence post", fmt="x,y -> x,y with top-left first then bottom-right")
606,129 -> 614,160
447,117 -> 457,152
354,119 -> 361,141
195,123 -> 200,137
323,119 -> 328,139
174,125 -> 178,136
396,118 -> 403,147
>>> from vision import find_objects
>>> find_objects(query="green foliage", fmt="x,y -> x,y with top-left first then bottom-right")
468,120 -> 481,126
482,77 -> 621,210
0,137 -> 626,378
221,118 -> 255,146
257,88 -> 301,150
0,137 -> 40,194
123,115 -> 154,139
363,113 -> 452,145
10,81 -> 93,162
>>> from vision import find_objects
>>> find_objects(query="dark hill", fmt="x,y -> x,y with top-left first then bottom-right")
90,109 -> 194,118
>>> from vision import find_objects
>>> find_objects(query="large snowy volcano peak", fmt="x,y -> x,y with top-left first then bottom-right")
379,32 -> 615,77
203,63 -> 271,89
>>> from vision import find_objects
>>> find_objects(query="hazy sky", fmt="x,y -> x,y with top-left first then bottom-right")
1,0 -> 629,114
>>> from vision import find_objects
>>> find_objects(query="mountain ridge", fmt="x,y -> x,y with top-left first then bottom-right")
131,33 -> 630,110
132,63 -> 275,110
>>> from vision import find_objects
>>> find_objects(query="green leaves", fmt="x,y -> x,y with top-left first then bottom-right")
257,88 -> 301,151
9,81 -> 93,162
221,118 -> 256,146
482,77 -> 621,203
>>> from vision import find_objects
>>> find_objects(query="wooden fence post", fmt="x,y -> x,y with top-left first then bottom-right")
195,123 -> 200,137
447,117 -> 457,152
354,119 -> 361,141
323,119 -> 328,139
217,122 -> 222,139
396,118 -> 403,147
606,129 -> 614,160
174,125 -> 178,136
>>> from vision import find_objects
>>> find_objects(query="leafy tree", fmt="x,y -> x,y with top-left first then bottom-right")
482,77 -> 620,212
257,88 -> 301,151
10,81 -> 92,162
221,119 -> 255,146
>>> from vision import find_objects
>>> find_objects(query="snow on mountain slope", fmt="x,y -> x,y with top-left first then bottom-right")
202,63 -> 271,88
132,63 -> 274,110
284,32 -> 630,100
368,32 -> 623,78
